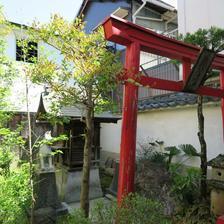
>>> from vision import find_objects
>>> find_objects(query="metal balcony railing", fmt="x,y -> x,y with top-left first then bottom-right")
138,28 -> 179,99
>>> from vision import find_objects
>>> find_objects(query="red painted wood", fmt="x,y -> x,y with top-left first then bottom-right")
121,74 -> 224,97
117,42 -> 140,204
220,70 -> 224,140
182,59 -> 191,83
217,215 -> 224,224
102,16 -> 224,69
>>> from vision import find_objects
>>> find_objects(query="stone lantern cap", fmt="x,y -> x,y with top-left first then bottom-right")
208,154 -> 224,169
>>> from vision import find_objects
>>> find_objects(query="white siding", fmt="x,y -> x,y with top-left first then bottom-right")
101,104 -> 223,167
178,0 -> 224,35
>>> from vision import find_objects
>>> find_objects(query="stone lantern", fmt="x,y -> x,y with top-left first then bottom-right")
39,144 -> 54,172
208,154 -> 224,216
34,131 -> 68,223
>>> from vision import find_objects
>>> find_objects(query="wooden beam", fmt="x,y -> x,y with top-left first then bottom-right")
131,74 -> 224,97
183,48 -> 216,92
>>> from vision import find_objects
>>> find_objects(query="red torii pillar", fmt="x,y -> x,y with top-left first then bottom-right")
102,15 -> 224,205
117,42 -> 140,202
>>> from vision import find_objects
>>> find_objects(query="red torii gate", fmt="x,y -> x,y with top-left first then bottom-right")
102,15 -> 224,204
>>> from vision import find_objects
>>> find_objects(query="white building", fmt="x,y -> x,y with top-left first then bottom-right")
100,0 -> 224,167
178,0 -> 224,35
3,22 -> 62,112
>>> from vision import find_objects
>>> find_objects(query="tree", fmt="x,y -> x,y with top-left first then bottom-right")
0,11 -> 32,224
181,27 -> 224,199
28,15 -> 122,216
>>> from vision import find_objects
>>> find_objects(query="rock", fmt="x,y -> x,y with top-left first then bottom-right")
135,160 -> 176,216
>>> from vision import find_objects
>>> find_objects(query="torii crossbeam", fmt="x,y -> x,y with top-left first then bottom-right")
102,15 -> 224,203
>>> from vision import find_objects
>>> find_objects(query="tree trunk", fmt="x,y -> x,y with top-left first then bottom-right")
25,75 -> 34,224
80,88 -> 94,217
197,95 -> 207,199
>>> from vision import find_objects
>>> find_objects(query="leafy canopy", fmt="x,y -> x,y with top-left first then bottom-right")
179,26 -> 224,52
29,15 -> 123,112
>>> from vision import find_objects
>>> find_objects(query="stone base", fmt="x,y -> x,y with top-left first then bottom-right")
56,167 -> 103,203
211,189 -> 224,216
34,207 -> 56,224
34,171 -> 68,223
35,172 -> 61,209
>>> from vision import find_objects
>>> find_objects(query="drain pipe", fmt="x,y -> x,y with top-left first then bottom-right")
132,0 -> 146,23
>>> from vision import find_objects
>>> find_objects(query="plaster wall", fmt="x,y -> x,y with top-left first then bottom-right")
178,0 -> 224,35
100,104 -> 223,167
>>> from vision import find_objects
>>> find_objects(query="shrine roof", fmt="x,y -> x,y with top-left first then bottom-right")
138,92 -> 220,111
36,95 -> 121,123
208,154 -> 224,168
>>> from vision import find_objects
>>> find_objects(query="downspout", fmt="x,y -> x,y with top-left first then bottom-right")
132,0 -> 146,24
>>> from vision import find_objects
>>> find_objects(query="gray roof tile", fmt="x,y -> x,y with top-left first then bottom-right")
138,92 -> 220,111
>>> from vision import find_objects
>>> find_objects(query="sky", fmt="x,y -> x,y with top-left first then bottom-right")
0,0 -> 177,25
0,0 -> 83,25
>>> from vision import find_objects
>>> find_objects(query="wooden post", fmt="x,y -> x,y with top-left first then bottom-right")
182,58 -> 191,83
117,42 -> 140,204
217,215 -> 224,224
220,70 -> 224,140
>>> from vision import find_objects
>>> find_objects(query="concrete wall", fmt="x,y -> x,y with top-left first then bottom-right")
178,0 -> 224,35
100,103 -> 223,167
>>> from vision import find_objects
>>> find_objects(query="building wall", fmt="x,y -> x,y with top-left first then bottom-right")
178,0 -> 224,35
82,1 -> 130,33
4,28 -> 62,62
3,27 -> 63,112
100,103 -> 223,167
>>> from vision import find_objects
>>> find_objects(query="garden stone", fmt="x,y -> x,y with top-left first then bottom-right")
135,160 -> 176,216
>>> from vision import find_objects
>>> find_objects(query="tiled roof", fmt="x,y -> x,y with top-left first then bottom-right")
138,92 -> 220,111
37,95 -> 121,123
208,154 -> 224,168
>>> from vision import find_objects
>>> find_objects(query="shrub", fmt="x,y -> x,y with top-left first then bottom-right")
169,164 -> 201,205
57,209 -> 90,224
0,163 -> 31,224
58,194 -> 171,224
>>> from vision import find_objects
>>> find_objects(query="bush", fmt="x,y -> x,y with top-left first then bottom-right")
57,209 -> 90,224
169,165 -> 201,205
0,163 -> 30,224
58,194 -> 171,224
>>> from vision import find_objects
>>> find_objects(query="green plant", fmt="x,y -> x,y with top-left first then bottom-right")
137,141 -> 166,164
174,201 -> 215,224
57,194 -> 171,224
164,146 -> 181,169
169,165 -> 201,205
57,209 -> 90,224
92,194 -> 172,224
179,144 -> 200,157
0,163 -> 31,224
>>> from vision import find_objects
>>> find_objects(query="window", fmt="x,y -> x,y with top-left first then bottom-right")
16,40 -> 38,63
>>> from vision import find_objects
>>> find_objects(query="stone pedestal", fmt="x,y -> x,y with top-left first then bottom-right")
56,167 -> 103,203
208,155 -> 224,217
211,189 -> 224,216
34,172 -> 68,224
107,161 -> 119,196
